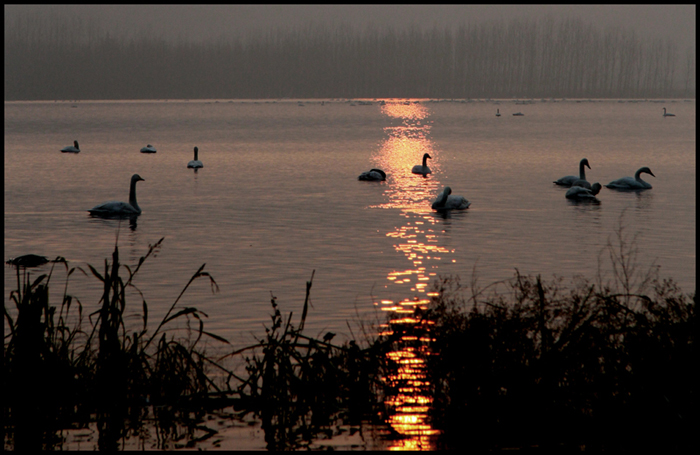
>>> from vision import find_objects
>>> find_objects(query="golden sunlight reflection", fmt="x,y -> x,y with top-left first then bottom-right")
369,100 -> 455,449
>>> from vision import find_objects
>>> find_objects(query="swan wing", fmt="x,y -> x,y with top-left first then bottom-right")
446,195 -> 471,209
553,175 -> 578,186
88,201 -> 140,216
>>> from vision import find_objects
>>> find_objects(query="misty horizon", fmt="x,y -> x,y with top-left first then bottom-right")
4,7 -> 696,101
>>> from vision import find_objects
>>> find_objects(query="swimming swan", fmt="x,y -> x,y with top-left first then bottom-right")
358,168 -> 386,181
605,167 -> 655,190
496,109 -> 501,117
61,140 -> 80,153
554,158 -> 591,187
88,174 -> 145,216
412,153 -> 432,175
566,182 -> 602,202
432,186 -> 471,210
187,146 -> 203,168
662,108 -> 675,117
140,144 -> 157,153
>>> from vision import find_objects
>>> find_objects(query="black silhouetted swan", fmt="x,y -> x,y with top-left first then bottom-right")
513,112 -> 524,116
358,168 -> 386,181
662,108 -> 675,117
187,146 -> 203,168
140,144 -> 157,153
61,140 -> 80,153
605,167 -> 655,190
496,109 -> 501,117
570,178 -> 592,190
88,174 -> 145,216
554,158 -> 591,187
566,182 -> 602,202
432,187 -> 470,210
412,153 -> 432,175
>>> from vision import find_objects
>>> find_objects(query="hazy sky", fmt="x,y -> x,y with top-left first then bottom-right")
5,4 -> 696,50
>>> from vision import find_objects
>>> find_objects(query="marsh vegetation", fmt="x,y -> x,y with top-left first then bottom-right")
3,220 -> 696,450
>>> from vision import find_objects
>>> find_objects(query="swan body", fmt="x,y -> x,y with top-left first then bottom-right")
140,144 -> 157,153
358,168 -> 386,181
412,153 -> 432,175
187,146 -> 203,168
88,174 -> 144,216
554,158 -> 590,187
61,140 -> 80,153
513,112 -> 524,116
566,182 -> 602,202
432,187 -> 471,211
663,108 -> 675,117
570,178 -> 592,190
605,167 -> 655,190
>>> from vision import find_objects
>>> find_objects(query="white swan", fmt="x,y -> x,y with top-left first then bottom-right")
662,108 -> 675,117
605,167 -> 655,190
187,146 -> 203,168
140,144 -> 157,153
88,174 -> 145,216
412,153 -> 432,175
61,140 -> 80,153
554,158 -> 591,187
566,182 -> 602,202
496,109 -> 501,117
432,186 -> 471,211
358,168 -> 386,181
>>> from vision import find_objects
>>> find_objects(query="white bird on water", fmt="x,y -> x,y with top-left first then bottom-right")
554,158 -> 591,187
662,108 -> 675,117
88,174 -> 145,216
566,182 -> 602,202
432,186 -> 471,211
412,153 -> 432,175
140,144 -> 157,153
61,140 -> 80,153
187,146 -> 203,168
605,167 -> 655,190
358,168 -> 386,181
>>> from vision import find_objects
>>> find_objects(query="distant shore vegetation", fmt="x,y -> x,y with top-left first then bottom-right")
4,13 -> 695,101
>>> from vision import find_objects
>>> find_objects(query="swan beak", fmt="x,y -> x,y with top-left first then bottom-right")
649,171 -> 655,177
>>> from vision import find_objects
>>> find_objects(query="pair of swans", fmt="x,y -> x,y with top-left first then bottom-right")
359,152 -> 431,181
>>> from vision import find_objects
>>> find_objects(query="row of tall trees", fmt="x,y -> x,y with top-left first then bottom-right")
4,14 -> 695,100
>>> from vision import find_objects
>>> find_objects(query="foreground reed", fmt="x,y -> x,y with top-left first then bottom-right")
3,216 -> 696,450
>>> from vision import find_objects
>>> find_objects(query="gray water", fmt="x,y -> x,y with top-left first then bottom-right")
4,99 -> 696,349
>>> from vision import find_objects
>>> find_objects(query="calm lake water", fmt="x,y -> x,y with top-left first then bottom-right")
3,98 -> 696,449
4,99 -> 696,344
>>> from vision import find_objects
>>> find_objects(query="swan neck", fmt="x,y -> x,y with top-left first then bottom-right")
129,178 -> 140,211
194,149 -> 198,161
423,155 -> 428,166
579,162 -> 586,180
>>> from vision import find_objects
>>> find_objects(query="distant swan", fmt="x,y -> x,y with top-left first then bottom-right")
140,144 -> 157,153
496,109 -> 501,117
554,158 -> 591,187
88,174 -> 145,216
412,153 -> 432,175
61,140 -> 80,153
187,146 -> 203,168
566,182 -> 602,202
432,186 -> 471,210
662,108 -> 675,117
513,112 -> 524,116
605,167 -> 655,190
358,168 -> 386,181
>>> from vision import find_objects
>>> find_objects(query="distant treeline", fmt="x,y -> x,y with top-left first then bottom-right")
4,14 -> 696,100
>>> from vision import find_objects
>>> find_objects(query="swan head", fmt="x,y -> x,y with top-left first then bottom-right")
424,153 -> 432,160
639,167 -> 655,178
581,158 -> 590,169
590,183 -> 602,195
132,174 -> 145,183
